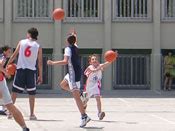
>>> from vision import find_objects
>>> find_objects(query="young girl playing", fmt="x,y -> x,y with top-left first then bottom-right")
83,54 -> 114,120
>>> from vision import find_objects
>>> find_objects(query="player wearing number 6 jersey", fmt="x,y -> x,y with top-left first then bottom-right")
7,27 -> 43,120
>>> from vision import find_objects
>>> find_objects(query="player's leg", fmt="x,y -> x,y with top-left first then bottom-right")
80,91 -> 89,110
71,82 -> 91,127
11,92 -> 18,103
72,89 -> 86,114
11,69 -> 25,118
60,79 -> 70,92
0,80 -> 29,131
65,74 -> 91,127
72,89 -> 91,127
26,69 -> 37,120
95,95 -> 105,120
93,84 -> 105,120
168,77 -> 173,90
28,95 -> 36,120
12,69 -> 25,103
6,104 -> 29,131
164,73 -> 169,90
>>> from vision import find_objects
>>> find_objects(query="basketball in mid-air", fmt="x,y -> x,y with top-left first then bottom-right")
104,50 -> 118,62
52,8 -> 65,20
6,63 -> 16,75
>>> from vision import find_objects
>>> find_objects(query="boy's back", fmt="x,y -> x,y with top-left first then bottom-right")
17,39 -> 40,70
66,45 -> 81,82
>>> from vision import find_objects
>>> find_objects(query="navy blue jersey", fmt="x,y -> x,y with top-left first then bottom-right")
66,45 -> 81,82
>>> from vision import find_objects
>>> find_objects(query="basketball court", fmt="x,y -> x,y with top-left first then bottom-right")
1,90 -> 175,131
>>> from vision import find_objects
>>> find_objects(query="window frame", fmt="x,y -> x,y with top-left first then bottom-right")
13,0 -> 54,22
63,0 -> 103,23
0,0 -> 4,22
161,0 -> 175,22
112,0 -> 152,22
37,49 -> 53,89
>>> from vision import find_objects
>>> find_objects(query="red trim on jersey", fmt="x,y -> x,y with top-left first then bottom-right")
0,72 -> 4,81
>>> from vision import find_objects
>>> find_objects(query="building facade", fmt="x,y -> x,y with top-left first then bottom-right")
0,0 -> 175,91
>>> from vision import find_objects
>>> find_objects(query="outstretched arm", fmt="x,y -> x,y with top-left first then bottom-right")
47,55 -> 69,66
92,62 -> 111,72
85,62 -> 111,74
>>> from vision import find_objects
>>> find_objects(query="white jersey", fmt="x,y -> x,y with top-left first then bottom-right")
84,65 -> 102,97
17,39 -> 40,70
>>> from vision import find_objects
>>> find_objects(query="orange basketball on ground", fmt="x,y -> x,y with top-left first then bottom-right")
6,63 -> 16,75
52,8 -> 65,20
104,50 -> 118,62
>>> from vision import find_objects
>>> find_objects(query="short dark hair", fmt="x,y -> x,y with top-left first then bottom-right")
28,27 -> 39,40
1,45 -> 10,52
67,35 -> 76,45
0,45 -> 10,54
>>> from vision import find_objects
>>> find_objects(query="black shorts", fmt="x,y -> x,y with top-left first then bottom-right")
12,69 -> 37,95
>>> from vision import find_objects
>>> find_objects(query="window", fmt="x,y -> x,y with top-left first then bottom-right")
0,0 -> 3,22
13,0 -> 53,22
113,0 -> 152,22
162,0 -> 175,21
113,54 -> 151,89
63,0 -> 103,22
37,49 -> 53,89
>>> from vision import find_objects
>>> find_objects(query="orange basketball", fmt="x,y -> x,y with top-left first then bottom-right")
52,8 -> 65,20
104,50 -> 118,62
6,63 -> 16,75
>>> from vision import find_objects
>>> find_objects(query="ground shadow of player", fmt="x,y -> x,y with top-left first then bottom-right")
25,119 -> 63,122
82,126 -> 104,130
92,119 -> 138,124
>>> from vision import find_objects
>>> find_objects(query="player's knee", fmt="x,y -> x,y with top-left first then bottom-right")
27,90 -> 36,95
60,82 -> 64,88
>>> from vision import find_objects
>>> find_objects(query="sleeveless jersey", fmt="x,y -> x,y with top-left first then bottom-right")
84,65 -> 102,90
17,39 -> 40,70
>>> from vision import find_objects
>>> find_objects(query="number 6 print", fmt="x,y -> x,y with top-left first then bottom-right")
25,46 -> 31,57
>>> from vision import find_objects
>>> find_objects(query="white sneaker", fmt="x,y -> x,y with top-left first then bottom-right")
80,115 -> 91,128
98,112 -> 105,120
29,115 -> 37,120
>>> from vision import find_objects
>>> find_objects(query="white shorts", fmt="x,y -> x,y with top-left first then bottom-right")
0,79 -> 12,105
86,85 -> 101,98
64,74 -> 80,91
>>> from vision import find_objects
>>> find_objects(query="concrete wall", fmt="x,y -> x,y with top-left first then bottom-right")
111,23 -> 153,49
12,23 -> 54,48
62,24 -> 104,48
161,23 -> 175,49
0,24 -> 4,45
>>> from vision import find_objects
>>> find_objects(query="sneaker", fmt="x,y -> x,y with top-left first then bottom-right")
98,112 -> 105,120
80,115 -> 91,128
29,115 -> 37,120
80,92 -> 89,109
23,127 -> 30,131
0,110 -> 7,115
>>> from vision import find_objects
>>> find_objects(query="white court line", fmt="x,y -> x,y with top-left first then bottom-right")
118,98 -> 131,107
151,114 -> 175,124
0,125 -> 8,128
